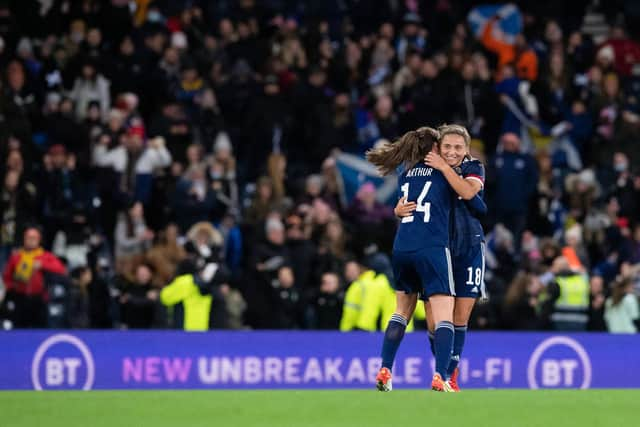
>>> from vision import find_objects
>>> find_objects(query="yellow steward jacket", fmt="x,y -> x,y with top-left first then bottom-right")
340,270 -> 414,331
161,274 -> 212,331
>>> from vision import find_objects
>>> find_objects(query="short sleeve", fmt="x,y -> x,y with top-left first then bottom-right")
461,159 -> 485,188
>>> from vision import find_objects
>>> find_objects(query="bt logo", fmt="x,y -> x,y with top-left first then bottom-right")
31,334 -> 95,390
527,336 -> 591,389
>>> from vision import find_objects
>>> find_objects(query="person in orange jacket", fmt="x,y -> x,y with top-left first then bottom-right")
2,227 -> 66,327
481,16 -> 538,82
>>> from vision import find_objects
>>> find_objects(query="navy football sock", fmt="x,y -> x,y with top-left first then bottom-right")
434,321 -> 454,379
381,314 -> 408,371
447,324 -> 467,378
427,330 -> 435,357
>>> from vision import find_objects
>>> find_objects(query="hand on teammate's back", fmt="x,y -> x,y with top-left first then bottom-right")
394,196 -> 416,218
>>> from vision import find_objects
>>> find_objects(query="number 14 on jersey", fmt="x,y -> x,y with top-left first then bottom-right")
400,182 -> 432,223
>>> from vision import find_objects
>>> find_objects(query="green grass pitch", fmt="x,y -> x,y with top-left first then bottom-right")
1,390 -> 636,427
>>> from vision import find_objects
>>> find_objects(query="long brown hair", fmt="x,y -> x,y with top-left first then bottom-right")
267,153 -> 286,202
611,278 -> 632,306
504,272 -> 533,307
366,127 -> 439,176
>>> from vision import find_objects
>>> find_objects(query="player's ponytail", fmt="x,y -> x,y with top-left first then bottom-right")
366,127 -> 439,176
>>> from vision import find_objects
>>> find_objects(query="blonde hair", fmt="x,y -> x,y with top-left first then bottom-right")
366,127 -> 439,176
438,123 -> 470,147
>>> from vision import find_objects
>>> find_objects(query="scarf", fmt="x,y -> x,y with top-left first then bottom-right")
14,248 -> 44,283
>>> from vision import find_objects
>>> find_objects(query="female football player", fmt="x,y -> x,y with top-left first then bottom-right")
367,126 -> 479,392
396,124 -> 486,391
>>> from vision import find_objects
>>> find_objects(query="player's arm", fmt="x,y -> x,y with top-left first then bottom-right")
425,152 -> 482,200
394,196 -> 416,218
466,194 -> 487,216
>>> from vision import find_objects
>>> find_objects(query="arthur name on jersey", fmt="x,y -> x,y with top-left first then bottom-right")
406,167 -> 434,178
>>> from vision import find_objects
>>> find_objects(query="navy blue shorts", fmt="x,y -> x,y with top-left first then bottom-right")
453,243 -> 486,299
392,247 -> 455,300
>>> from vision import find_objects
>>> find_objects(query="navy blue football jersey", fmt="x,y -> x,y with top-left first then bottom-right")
451,157 -> 486,257
393,163 -> 453,252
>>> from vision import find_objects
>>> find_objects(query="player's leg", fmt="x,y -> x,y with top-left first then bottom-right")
421,247 -> 456,391
424,300 -> 435,356
447,297 -> 475,391
376,292 -> 417,391
429,293 -> 455,391
381,292 -> 417,370
377,253 -> 419,391
448,244 -> 485,390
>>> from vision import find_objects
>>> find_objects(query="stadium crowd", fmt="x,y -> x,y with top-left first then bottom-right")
0,0 -> 639,333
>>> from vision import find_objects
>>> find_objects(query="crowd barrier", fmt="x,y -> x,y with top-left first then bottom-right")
0,331 -> 636,390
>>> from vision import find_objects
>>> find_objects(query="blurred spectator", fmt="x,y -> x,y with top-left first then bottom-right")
315,218 -> 348,281
451,60 -> 495,137
111,36 -> 143,96
245,217 -> 290,329
502,272 -> 543,330
346,182 -> 394,234
562,224 -> 590,271
0,169 -> 37,267
1,227 -> 66,328
207,132 -> 239,216
114,202 -> 154,272
271,266 -> 303,329
118,262 -> 158,329
194,88 -> 225,149
544,256 -> 590,331
68,266 -> 91,328
69,60 -> 110,121
39,145 -> 89,249
598,25 -> 640,77
339,257 -> 395,332
481,16 -> 538,81
145,223 -> 187,286
396,13 -> 426,64
171,164 -> 218,231
219,213 -> 243,276
604,277 -> 639,333
243,74 -> 292,181
284,212 -> 315,293
308,271 -> 344,329
588,274 -> 607,331
489,132 -> 538,249
161,223 -> 230,331
93,132 -> 172,208
148,101 -> 192,165
244,176 -> 288,226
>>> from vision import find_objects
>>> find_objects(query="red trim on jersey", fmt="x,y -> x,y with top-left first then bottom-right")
464,174 -> 485,183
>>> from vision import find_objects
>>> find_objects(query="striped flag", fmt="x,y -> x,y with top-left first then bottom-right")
334,152 -> 398,207
468,3 -> 523,45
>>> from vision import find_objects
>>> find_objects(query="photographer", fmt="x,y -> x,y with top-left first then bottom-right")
160,222 -> 232,330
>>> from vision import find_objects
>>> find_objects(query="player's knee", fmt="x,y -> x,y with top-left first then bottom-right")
453,299 -> 475,325
395,297 -> 416,318
453,311 -> 468,325
396,307 -> 412,319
